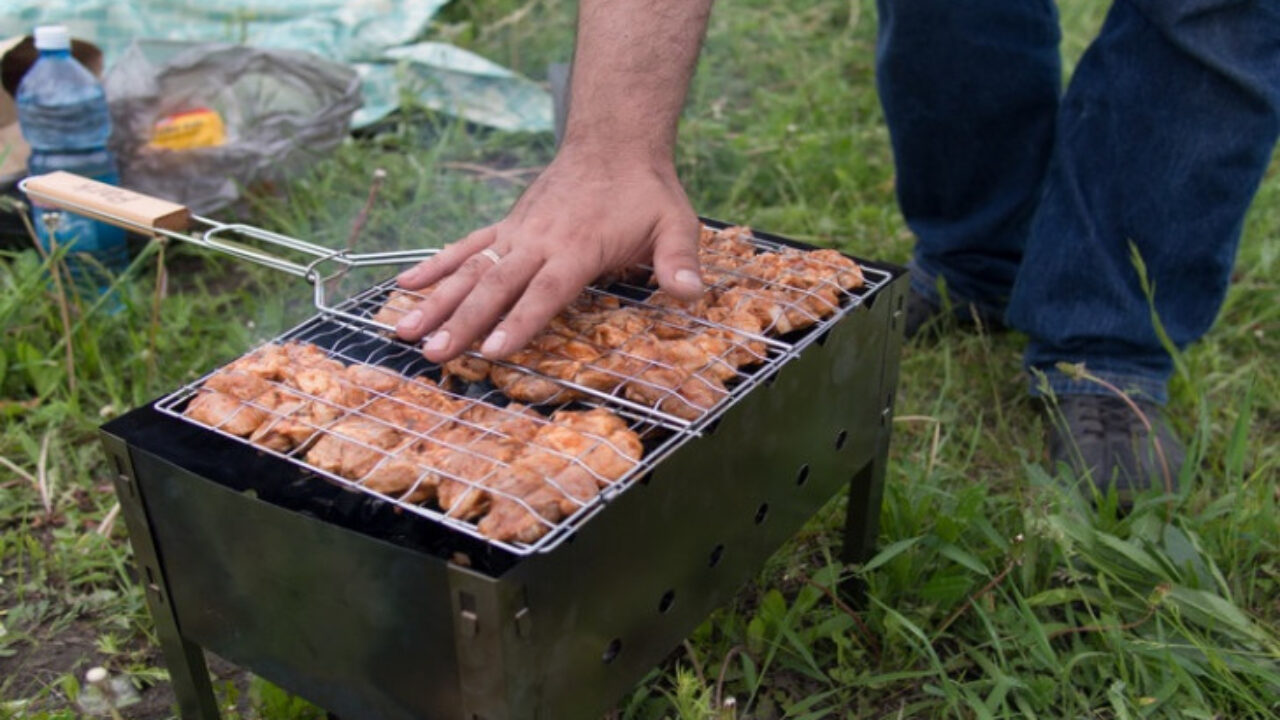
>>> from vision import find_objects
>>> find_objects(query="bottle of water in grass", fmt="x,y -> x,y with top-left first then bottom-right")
17,25 -> 128,300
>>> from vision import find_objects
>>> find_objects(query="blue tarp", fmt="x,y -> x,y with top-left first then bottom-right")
2,0 -> 553,132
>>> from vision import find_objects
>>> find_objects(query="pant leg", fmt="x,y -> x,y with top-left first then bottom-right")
1009,0 -> 1280,403
875,0 -> 1062,315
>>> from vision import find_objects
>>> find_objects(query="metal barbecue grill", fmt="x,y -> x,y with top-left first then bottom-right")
23,173 -> 906,720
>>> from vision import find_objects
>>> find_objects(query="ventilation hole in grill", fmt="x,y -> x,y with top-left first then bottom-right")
835,429 -> 849,450
658,590 -> 676,614
602,638 -> 622,664
639,471 -> 654,487
709,544 -> 725,568
754,503 -> 770,525
795,464 -> 810,486
897,293 -> 905,310
111,454 -> 125,478
814,329 -> 832,347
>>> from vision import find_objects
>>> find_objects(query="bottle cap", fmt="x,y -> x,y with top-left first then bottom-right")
33,26 -> 72,51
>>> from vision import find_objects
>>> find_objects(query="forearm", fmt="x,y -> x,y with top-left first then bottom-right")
562,0 -> 714,165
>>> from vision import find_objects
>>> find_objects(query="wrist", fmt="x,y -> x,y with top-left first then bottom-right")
554,135 -> 678,179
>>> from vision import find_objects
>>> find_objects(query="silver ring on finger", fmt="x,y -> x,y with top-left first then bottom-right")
478,248 -> 502,265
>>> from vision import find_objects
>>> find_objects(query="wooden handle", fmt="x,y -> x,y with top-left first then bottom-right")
23,171 -> 191,233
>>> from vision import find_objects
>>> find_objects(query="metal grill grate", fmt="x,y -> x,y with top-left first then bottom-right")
154,228 -> 893,554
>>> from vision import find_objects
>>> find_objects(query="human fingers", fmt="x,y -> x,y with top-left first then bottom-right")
394,246 -> 509,343
420,248 -> 544,363
476,261 -> 596,359
649,215 -> 703,300
396,225 -> 498,290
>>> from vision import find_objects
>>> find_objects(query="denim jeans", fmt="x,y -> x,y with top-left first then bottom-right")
875,0 -> 1280,403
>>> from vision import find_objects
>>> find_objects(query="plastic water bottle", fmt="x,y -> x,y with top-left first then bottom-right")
17,25 -> 128,299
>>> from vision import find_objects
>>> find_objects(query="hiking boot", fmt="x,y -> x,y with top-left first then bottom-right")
903,286 -> 1006,340
1044,394 -> 1184,505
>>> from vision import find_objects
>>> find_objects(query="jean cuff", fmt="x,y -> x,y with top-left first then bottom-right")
908,259 -> 1008,326
1027,365 -> 1168,406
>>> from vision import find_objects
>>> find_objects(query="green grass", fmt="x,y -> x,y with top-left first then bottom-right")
3,1 -> 1278,718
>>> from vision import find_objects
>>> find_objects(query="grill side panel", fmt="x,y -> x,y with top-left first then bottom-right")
122,446 -> 464,720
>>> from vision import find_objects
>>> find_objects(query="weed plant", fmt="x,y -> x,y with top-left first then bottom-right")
1,1 -> 1276,718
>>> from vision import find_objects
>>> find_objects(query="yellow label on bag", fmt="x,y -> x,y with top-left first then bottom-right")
147,108 -> 226,150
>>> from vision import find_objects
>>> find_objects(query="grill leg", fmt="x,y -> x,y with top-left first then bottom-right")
157,635 -> 220,720
840,274 -> 903,605
840,458 -> 885,606
101,434 -> 222,719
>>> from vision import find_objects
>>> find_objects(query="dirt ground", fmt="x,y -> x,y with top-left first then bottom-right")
0,617 -> 251,718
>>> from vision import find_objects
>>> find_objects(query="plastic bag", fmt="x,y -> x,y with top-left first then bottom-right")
104,40 -> 362,214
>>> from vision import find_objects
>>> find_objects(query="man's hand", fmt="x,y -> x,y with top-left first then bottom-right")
393,150 -> 702,362
392,0 -> 714,364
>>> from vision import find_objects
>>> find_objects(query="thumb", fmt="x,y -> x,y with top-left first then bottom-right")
651,218 -> 703,301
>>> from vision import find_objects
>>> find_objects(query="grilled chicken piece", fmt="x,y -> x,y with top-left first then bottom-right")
572,350 -> 634,393
282,342 -> 346,378
741,248 -> 860,295
622,364 -> 693,418
372,289 -> 426,327
531,333 -> 602,362
248,388 -> 321,451
699,225 -> 758,261
203,369 -> 271,401
540,408 -> 643,486
510,450 -> 597,515
807,248 -> 864,290
613,337 -> 729,419
476,466 -> 566,544
305,418 -> 403,481
476,411 -> 643,543
646,290 -> 719,318
703,306 -> 768,366
364,376 -> 464,435
623,367 -> 727,420
362,439 -> 437,503
225,343 -> 291,380
294,366 -> 368,409
491,353 -> 577,404
442,353 -> 492,384
185,391 -> 267,437
458,402 -> 543,443
433,435 -> 521,520
687,333 -> 738,382
715,286 -> 800,335
663,374 -> 727,420
446,407 -> 637,539
738,251 -> 857,322
343,364 -> 402,395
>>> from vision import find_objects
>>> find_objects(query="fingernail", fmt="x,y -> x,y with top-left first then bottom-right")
674,269 -> 703,291
395,309 -> 423,334
425,330 -> 451,355
481,330 -> 507,357
397,268 -> 419,285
